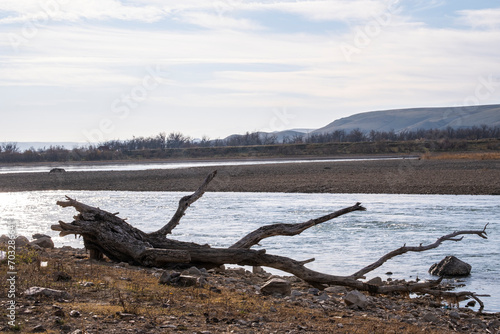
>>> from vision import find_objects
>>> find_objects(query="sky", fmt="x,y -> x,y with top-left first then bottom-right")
1,0 -> 500,143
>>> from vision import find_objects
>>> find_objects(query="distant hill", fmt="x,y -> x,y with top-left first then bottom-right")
313,104 -> 500,135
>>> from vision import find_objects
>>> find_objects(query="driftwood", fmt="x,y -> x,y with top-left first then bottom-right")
52,170 -> 489,310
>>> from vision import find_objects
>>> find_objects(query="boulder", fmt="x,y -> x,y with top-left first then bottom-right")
429,256 -> 471,277
0,235 -> 9,245
32,233 -> 51,240
260,278 -> 291,296
49,168 -> 66,173
17,236 -> 30,247
366,276 -> 383,286
30,236 -> 54,249
344,290 -> 368,309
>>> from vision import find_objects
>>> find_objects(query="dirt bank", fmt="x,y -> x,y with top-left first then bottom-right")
0,159 -> 499,195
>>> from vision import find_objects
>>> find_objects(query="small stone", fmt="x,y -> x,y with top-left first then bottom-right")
466,300 -> 476,307
159,271 -> 180,285
449,311 -> 460,320
53,271 -> 72,282
209,287 -> 221,294
184,266 -> 202,276
228,267 -> 246,275
80,281 -> 94,287
69,310 -> 81,318
177,275 -> 198,287
31,325 -> 47,332
344,290 -> 368,309
422,312 -> 439,323
253,266 -> 265,274
291,290 -> 303,298
197,276 -> 207,286
260,278 -> 291,296
54,309 -> 65,317
116,262 -> 130,268
308,288 -> 320,296
324,286 -> 347,295
117,312 -> 135,319
316,293 -> 329,301
269,306 -> 277,313
488,319 -> 500,330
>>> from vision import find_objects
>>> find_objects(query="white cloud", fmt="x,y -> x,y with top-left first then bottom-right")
1,1 -> 499,141
247,0 -> 391,22
0,0 -> 167,24
456,7 -> 500,29
0,0 -> 399,26
178,11 -> 263,30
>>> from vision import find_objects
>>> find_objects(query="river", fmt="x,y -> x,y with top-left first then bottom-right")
0,190 -> 498,312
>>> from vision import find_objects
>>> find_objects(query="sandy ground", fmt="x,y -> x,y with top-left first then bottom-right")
0,158 -> 499,195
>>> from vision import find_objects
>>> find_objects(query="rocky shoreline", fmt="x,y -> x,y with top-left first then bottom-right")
0,158 -> 499,194
2,241 -> 499,334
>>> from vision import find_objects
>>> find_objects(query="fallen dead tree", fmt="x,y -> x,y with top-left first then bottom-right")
52,170 -> 489,310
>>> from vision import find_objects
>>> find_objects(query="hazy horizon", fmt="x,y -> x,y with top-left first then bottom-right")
1,1 -> 499,143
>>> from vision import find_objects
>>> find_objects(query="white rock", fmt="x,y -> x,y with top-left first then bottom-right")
24,287 -> 72,300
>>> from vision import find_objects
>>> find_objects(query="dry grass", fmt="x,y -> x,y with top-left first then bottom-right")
1,247 -> 455,333
421,151 -> 500,160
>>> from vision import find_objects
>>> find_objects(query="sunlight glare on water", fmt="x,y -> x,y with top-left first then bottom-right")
0,191 -> 498,312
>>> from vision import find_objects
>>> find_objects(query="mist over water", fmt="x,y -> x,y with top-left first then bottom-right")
1,191 -> 498,312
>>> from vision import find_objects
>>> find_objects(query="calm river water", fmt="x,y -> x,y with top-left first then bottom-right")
1,191 -> 498,312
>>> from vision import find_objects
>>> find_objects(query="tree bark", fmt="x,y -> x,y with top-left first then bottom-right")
52,170 -> 489,310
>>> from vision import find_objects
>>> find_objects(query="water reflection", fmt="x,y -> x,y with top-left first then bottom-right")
0,191 -> 498,312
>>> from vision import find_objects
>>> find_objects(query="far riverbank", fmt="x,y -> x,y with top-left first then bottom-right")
0,158 -> 499,195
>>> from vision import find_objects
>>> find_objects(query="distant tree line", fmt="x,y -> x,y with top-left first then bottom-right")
1,125 -> 499,163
